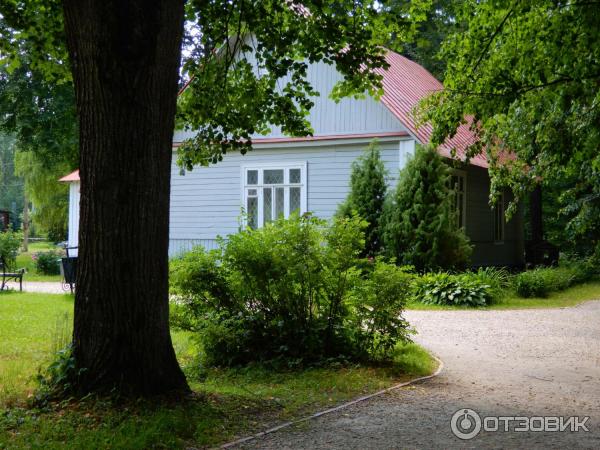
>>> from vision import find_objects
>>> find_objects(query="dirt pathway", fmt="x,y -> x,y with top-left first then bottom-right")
240,301 -> 600,449
3,281 -> 67,294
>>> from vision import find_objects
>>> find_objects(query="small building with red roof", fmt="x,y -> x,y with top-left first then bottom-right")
61,49 -> 523,267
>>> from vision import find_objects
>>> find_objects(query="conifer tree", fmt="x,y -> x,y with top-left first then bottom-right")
338,141 -> 387,256
382,145 -> 471,271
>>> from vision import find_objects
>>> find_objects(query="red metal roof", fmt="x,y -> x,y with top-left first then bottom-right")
59,170 -> 80,182
61,51 -> 487,182
378,50 -> 486,168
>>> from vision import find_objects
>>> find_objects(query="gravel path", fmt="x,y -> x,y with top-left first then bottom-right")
3,281 -> 67,294
240,301 -> 600,449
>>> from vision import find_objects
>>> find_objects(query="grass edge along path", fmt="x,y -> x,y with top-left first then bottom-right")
0,291 -> 437,449
220,353 -> 444,449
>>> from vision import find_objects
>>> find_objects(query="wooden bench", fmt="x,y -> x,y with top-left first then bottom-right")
1,256 -> 25,292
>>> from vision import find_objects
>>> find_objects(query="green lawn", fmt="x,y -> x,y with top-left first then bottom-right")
15,241 -> 63,282
0,292 -> 436,449
4,281 -> 599,448
0,293 -> 73,404
406,280 -> 600,310
26,242 -> 58,252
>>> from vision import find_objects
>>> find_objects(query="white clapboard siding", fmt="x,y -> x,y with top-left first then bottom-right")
173,43 -> 408,143
168,138 -> 411,256
254,60 -> 407,138
68,182 -> 80,254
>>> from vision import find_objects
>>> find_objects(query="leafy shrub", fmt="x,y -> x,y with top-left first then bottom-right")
411,271 -> 496,306
514,269 -> 549,297
470,267 -> 511,301
34,344 -> 78,404
0,228 -> 23,267
33,250 -> 63,275
514,259 -> 598,298
347,259 -> 414,360
337,141 -> 388,256
170,214 -> 413,367
381,144 -> 472,271
562,257 -> 598,284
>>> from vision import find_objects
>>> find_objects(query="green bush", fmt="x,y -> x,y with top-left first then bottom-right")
411,271 -> 498,306
562,257 -> 598,284
0,228 -> 23,267
33,250 -> 63,275
514,269 -> 549,297
470,266 -> 511,301
347,259 -> 415,361
381,144 -> 472,271
337,141 -> 388,257
514,259 -> 598,298
514,267 -> 573,298
170,214 -> 413,367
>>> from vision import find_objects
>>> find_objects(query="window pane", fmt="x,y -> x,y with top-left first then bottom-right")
290,187 -> 301,214
247,170 -> 258,185
247,196 -> 258,229
247,188 -> 257,196
263,188 -> 273,223
264,169 -> 284,184
289,168 -> 301,184
275,187 -> 285,218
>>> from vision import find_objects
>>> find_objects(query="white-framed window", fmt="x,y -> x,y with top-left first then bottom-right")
493,192 -> 505,242
451,171 -> 467,229
242,162 -> 307,229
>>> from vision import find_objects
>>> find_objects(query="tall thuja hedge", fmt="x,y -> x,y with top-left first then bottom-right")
337,141 -> 387,256
382,145 -> 472,271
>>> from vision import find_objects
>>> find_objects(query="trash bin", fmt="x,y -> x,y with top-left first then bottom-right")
61,256 -> 77,293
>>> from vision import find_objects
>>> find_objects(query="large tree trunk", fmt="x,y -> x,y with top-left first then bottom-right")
63,0 -> 189,395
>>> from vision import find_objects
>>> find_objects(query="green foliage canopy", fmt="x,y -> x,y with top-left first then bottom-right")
419,0 -> 600,253
1,1 -> 423,172
0,0 -> 69,82
0,3 -> 77,240
177,1 -> 396,167
0,58 -> 77,241
378,0 -> 459,79
0,135 -> 24,226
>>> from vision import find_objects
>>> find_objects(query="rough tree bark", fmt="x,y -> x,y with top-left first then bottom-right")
63,0 -> 189,395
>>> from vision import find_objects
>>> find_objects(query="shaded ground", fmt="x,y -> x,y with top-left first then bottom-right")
240,301 -> 600,449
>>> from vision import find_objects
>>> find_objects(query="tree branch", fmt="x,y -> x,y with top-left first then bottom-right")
448,74 -> 600,98
469,5 -> 515,79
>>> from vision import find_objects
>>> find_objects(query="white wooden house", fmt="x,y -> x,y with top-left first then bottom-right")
60,50 -> 524,267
